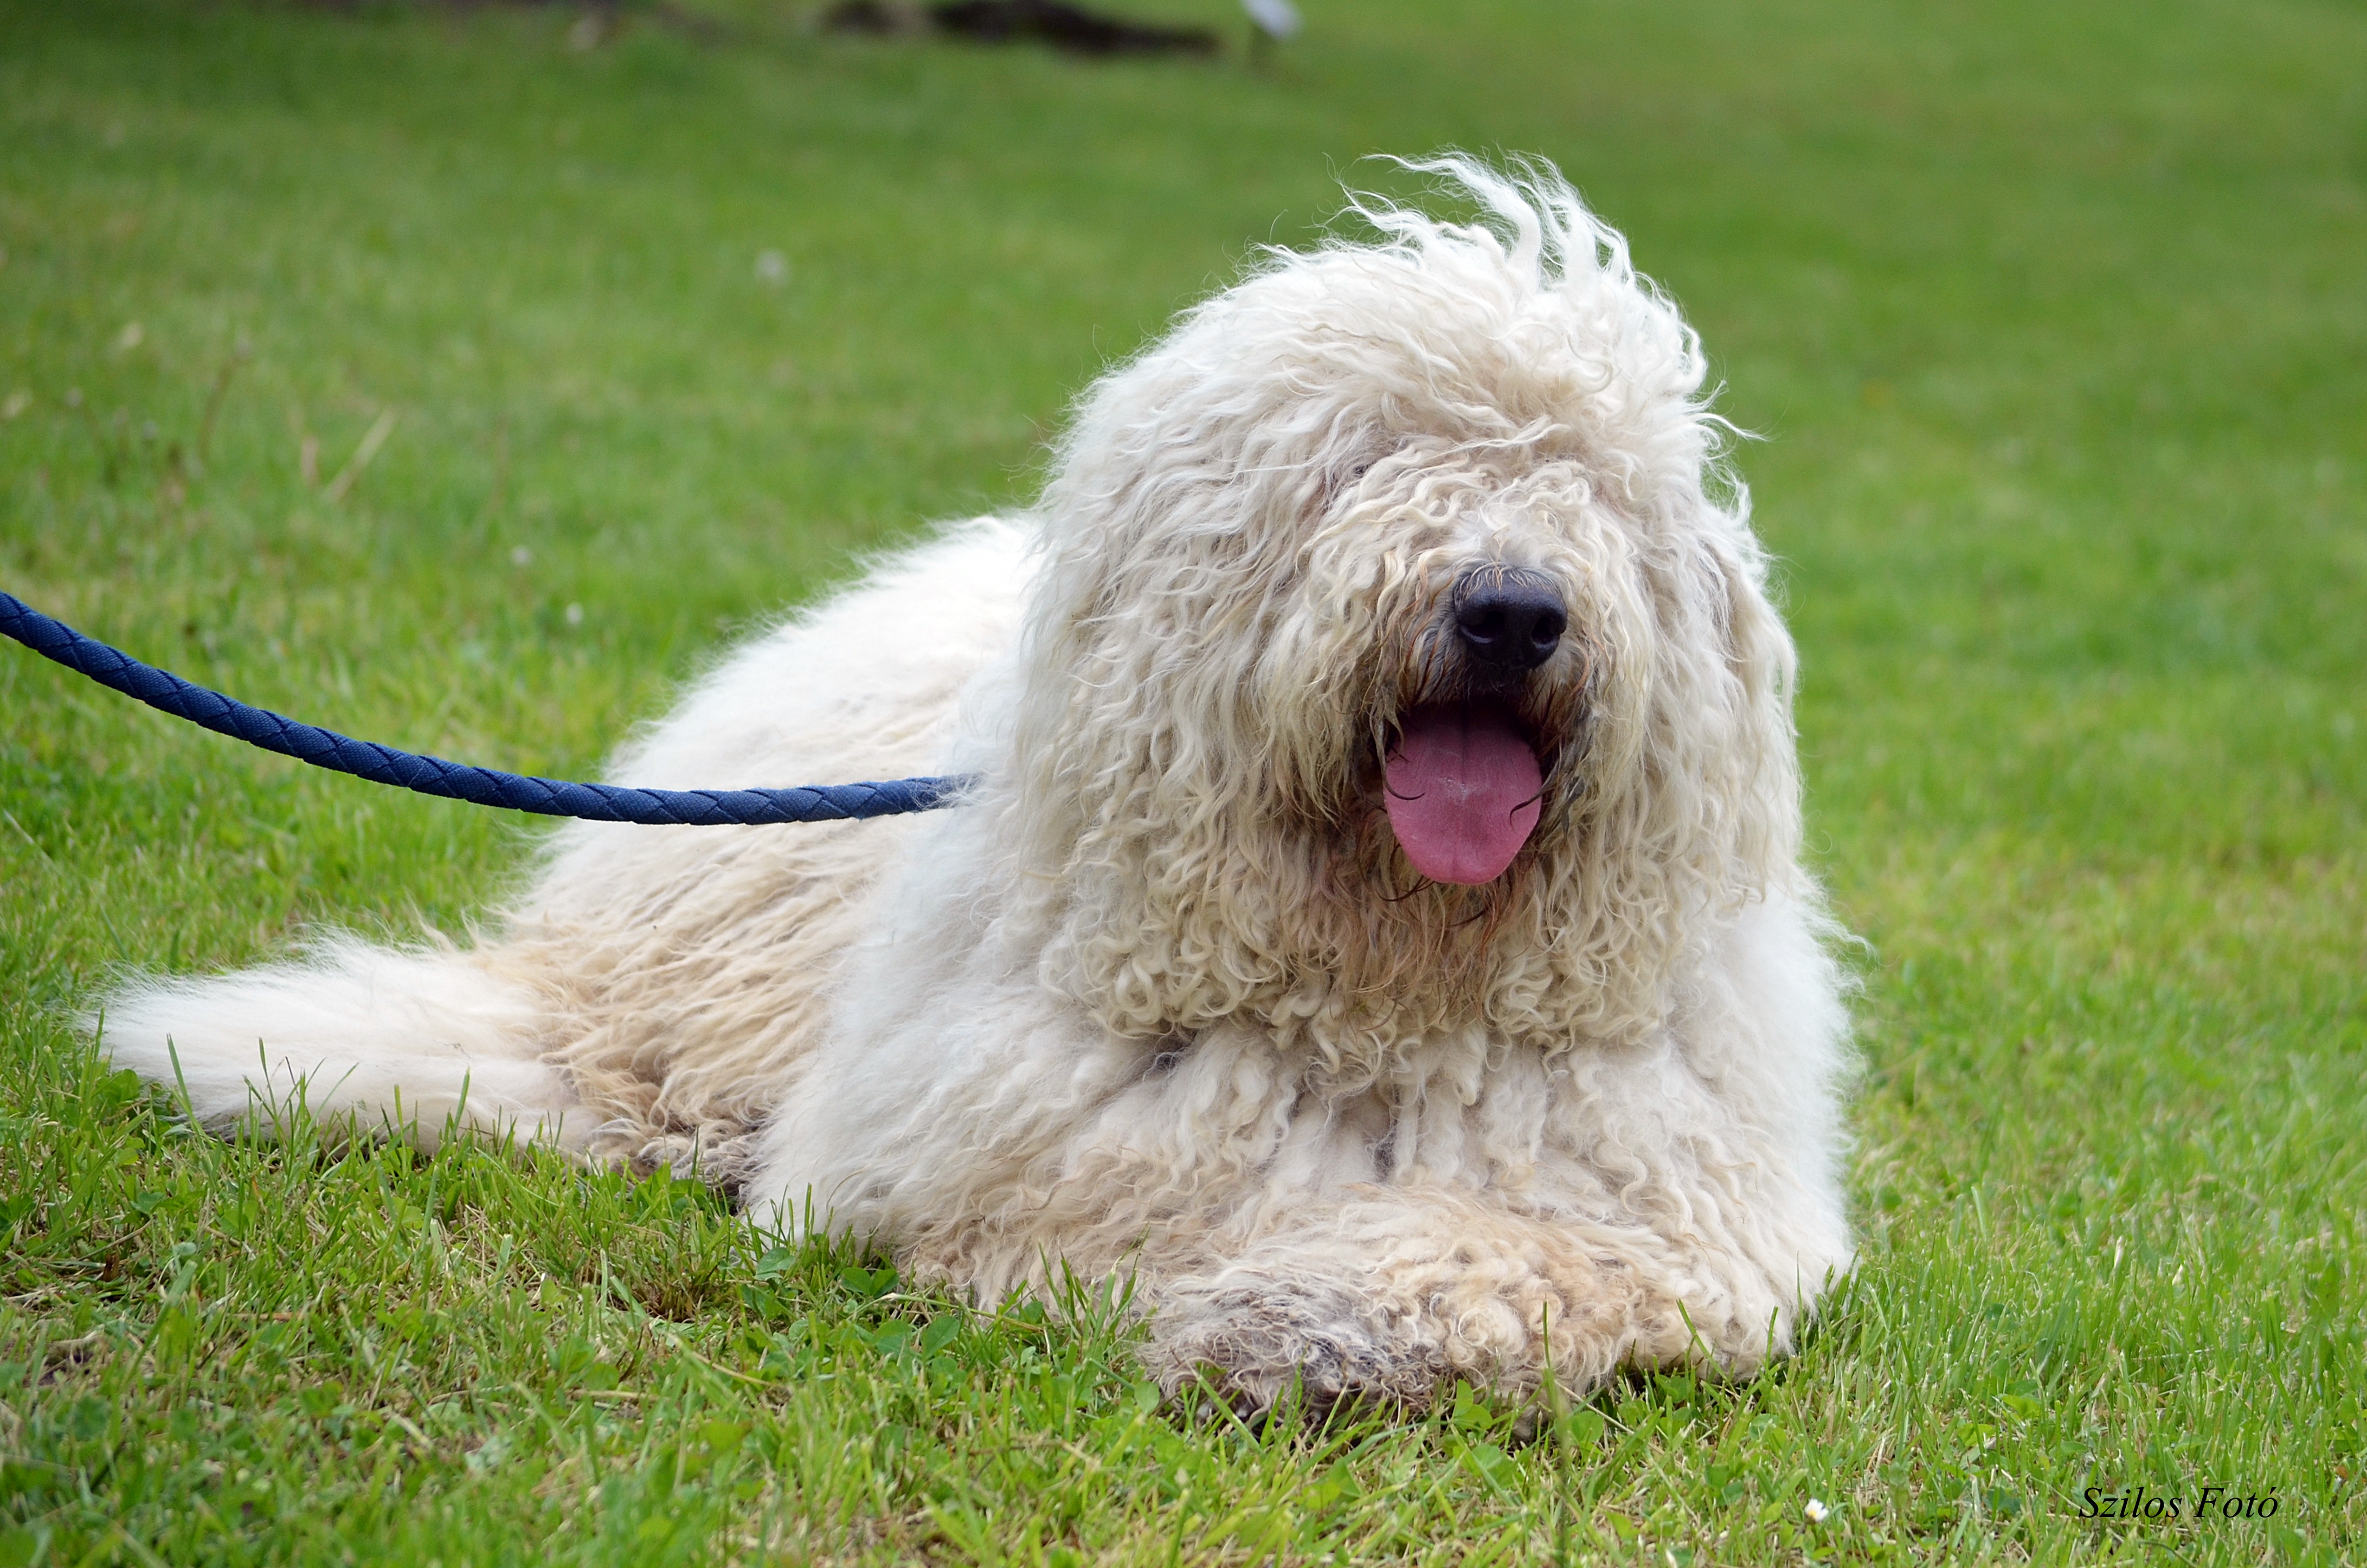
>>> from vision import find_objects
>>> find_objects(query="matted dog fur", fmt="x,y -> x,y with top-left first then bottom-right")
101,158 -> 1853,1410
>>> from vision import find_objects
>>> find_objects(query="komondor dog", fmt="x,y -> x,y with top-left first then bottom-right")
101,158 -> 1852,1411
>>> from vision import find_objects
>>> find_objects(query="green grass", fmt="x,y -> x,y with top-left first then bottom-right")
3,0 -> 2362,1560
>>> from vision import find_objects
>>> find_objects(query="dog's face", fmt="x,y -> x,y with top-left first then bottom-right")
1013,162 -> 1801,1048
1263,443 -> 1651,894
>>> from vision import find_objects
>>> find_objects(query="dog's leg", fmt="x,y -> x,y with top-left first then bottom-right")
95,933 -> 584,1153
1141,1194 -> 1830,1413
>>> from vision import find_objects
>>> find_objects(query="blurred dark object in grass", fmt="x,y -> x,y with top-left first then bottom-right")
817,1 -> 932,36
825,0 -> 1219,57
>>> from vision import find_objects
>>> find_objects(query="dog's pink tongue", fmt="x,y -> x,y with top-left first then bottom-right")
1384,705 -> 1543,886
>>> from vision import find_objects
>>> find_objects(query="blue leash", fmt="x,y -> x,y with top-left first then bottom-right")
0,590 -> 967,826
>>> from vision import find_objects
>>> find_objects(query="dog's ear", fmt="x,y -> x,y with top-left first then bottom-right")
1694,530 -> 1789,704
1686,525 -> 1803,891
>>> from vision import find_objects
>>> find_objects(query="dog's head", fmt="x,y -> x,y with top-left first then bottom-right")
1006,158 -> 1804,1059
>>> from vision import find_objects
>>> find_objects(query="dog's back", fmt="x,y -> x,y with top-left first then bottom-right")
97,517 -> 1032,1176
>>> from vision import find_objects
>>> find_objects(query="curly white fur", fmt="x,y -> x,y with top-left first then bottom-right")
100,158 -> 1852,1410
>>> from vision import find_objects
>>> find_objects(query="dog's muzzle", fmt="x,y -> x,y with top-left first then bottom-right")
1379,567 -> 1568,887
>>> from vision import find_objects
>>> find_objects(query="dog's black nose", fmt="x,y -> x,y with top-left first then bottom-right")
1454,572 -> 1566,671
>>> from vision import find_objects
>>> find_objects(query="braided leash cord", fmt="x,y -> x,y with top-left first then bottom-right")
0,590 -> 969,826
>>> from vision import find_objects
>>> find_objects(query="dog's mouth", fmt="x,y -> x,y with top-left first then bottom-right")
1382,702 -> 1545,886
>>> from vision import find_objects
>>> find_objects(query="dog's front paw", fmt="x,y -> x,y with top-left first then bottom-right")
1140,1274 -> 1449,1415
1134,1208 -> 1709,1416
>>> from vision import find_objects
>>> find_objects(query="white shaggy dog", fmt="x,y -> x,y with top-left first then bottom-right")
102,159 -> 1852,1411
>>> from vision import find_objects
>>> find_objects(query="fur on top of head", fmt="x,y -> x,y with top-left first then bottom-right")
996,156 -> 1805,1073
